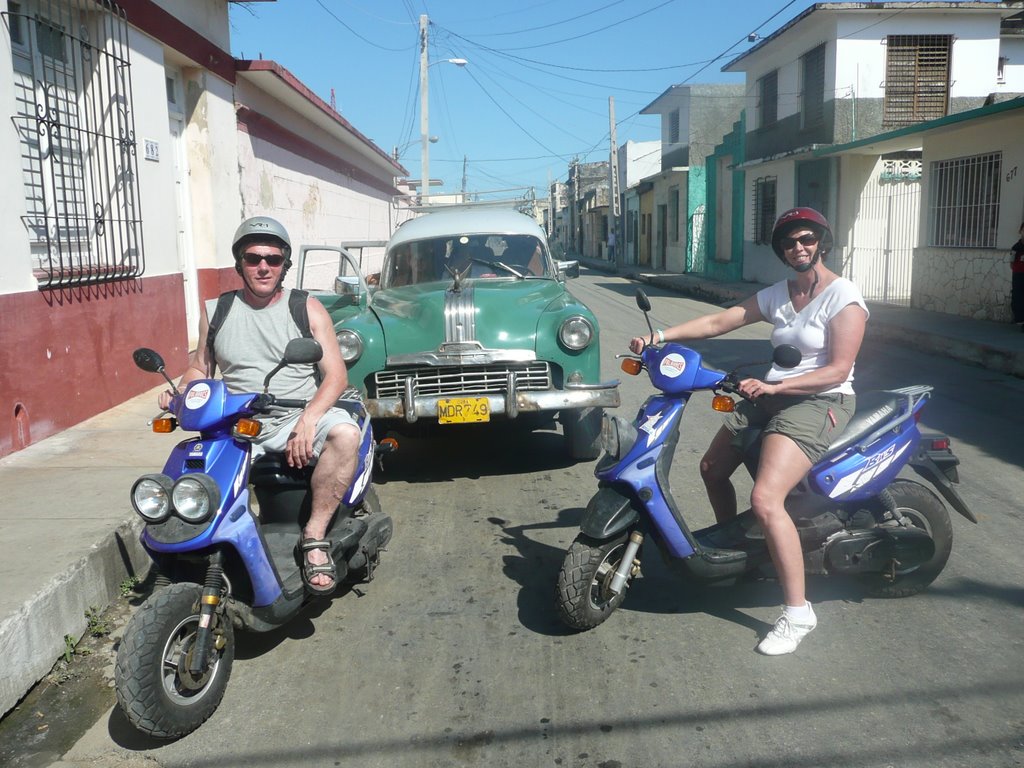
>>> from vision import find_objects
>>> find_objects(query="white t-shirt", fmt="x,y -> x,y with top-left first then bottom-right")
756,277 -> 869,395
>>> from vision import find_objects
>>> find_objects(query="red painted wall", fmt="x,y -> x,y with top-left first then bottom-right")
0,274 -> 190,458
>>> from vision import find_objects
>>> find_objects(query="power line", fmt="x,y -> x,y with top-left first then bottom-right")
315,0 -> 415,52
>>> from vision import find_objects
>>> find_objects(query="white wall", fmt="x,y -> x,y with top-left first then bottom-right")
128,28 -> 181,278
0,0 -> 34,294
183,69 -> 243,273
618,140 -> 661,189
235,79 -> 407,280
835,13 -> 1004,100
998,36 -> 1024,92
741,159 -> 798,284
151,0 -> 231,52
913,109 -> 1024,319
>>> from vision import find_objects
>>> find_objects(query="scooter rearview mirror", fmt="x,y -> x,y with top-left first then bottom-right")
133,347 -> 165,374
635,289 -> 652,313
263,338 -> 325,391
133,347 -> 179,392
773,344 -> 802,370
283,338 -> 323,366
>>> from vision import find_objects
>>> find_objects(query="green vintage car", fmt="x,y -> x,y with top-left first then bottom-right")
297,206 -> 619,459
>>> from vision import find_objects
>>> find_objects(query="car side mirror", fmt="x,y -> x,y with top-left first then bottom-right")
557,259 -> 580,279
334,275 -> 363,300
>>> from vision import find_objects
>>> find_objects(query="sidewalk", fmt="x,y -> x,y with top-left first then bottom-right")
3,266 -> 1024,719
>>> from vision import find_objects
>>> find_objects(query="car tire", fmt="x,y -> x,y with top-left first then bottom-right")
564,407 -> 603,460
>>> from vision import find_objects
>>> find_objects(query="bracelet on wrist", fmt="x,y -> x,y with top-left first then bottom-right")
657,329 -> 665,343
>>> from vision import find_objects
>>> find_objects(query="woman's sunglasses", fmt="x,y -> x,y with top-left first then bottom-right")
780,234 -> 819,250
241,253 -> 286,267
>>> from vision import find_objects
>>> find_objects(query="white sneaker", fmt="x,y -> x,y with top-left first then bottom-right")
756,606 -> 817,656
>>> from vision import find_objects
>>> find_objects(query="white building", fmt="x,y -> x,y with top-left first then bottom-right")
0,0 -> 409,458
718,1 -> 1024,289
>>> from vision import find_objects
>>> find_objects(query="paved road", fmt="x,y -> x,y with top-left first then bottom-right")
58,273 -> 1024,768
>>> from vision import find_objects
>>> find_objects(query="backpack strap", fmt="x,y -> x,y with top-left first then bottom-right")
205,290 -> 238,378
288,288 -> 312,338
287,288 -> 322,385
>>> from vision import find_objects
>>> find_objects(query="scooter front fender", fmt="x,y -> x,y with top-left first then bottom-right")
580,486 -> 638,540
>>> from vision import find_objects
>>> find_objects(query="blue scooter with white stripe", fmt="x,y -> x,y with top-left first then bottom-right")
556,290 -> 976,631
115,338 -> 393,739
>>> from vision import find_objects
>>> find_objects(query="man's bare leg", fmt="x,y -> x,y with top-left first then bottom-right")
302,424 -> 359,589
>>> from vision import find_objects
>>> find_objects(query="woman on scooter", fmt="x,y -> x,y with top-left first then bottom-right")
628,207 -> 869,655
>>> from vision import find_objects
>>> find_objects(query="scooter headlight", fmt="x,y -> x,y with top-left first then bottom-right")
559,315 -> 594,351
336,329 -> 363,364
171,474 -> 220,523
131,474 -> 174,522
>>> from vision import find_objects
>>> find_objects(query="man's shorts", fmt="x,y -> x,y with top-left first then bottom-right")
251,407 -> 359,461
723,392 -> 856,464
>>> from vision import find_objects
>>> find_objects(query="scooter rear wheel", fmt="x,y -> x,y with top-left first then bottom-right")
115,582 -> 234,739
556,532 -> 630,630
861,479 -> 953,598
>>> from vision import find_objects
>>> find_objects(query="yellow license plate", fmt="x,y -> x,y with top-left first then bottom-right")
438,397 -> 490,424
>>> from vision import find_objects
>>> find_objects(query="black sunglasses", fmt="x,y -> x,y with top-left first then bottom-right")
241,253 -> 286,267
780,234 -> 819,250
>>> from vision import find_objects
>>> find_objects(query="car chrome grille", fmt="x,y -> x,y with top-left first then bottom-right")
373,363 -> 552,398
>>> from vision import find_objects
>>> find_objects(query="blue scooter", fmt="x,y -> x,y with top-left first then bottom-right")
115,339 -> 393,738
556,290 -> 976,631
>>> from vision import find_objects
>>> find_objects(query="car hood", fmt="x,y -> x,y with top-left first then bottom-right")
369,279 -> 576,357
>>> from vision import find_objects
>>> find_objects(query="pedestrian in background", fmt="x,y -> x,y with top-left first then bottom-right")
1011,222 -> 1024,331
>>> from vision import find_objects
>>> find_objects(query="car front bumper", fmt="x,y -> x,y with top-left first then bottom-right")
365,379 -> 621,423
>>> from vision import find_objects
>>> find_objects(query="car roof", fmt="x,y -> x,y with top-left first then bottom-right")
388,206 -> 547,250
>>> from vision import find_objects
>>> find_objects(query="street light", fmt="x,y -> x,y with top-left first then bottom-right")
420,14 -> 467,203
394,135 -> 437,162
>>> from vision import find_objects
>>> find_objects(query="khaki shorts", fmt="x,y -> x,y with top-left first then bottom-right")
251,407 -> 359,461
724,392 -> 855,463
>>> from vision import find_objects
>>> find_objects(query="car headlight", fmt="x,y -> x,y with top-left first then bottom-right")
559,315 -> 594,351
171,474 -> 219,523
131,474 -> 173,522
337,329 -> 364,364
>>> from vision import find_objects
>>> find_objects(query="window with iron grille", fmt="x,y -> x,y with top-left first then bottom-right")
883,35 -> 952,127
669,109 -> 680,144
929,152 -> 1001,248
801,44 -> 826,128
752,176 -> 777,245
758,70 -> 778,128
4,0 -> 145,289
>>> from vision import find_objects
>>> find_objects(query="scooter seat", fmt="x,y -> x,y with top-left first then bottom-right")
823,390 -> 904,457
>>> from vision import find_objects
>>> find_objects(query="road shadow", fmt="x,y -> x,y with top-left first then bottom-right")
374,426 -> 577,484
487,510 -> 585,637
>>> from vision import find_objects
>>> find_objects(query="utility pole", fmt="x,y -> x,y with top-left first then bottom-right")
571,159 -> 580,254
462,155 -> 468,201
609,96 -> 620,268
419,14 -> 430,204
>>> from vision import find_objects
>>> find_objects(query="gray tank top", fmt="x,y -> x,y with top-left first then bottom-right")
205,290 -> 318,436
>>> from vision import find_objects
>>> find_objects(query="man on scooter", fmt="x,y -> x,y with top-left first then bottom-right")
629,207 -> 869,655
159,216 -> 359,596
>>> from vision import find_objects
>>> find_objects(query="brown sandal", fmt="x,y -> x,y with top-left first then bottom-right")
298,538 -> 337,596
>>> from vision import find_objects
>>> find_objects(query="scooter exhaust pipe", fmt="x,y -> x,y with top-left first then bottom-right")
608,531 -> 644,595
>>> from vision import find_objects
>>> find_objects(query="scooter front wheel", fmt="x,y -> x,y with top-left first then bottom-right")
556,532 -> 631,630
115,582 -> 234,739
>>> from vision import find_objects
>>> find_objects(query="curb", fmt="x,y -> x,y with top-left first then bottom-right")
0,517 -> 148,718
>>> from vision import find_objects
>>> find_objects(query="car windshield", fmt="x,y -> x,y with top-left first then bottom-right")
380,234 -> 552,288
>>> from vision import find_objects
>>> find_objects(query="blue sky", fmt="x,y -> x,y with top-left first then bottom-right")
227,1 -> 982,198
